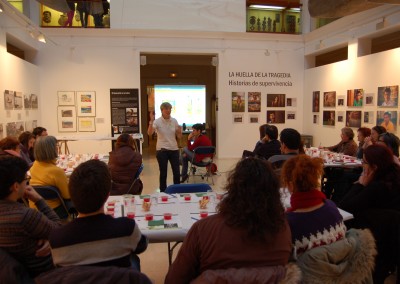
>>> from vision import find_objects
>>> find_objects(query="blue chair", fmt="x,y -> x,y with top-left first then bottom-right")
187,146 -> 216,185
165,183 -> 212,265
126,163 -> 144,194
165,183 -> 211,194
33,186 -> 75,219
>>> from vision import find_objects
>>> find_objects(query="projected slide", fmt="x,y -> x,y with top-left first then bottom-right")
154,85 -> 206,127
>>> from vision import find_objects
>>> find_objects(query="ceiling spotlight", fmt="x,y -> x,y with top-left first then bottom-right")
0,3 -> 3,13
169,72 -> 177,78
37,33 -> 46,43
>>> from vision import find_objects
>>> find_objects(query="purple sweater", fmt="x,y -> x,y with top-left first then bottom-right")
286,200 -> 346,256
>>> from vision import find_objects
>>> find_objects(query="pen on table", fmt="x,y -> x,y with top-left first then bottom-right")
191,217 -> 199,221
165,193 -> 177,198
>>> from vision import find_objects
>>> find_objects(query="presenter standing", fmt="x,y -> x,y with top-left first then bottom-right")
148,102 -> 182,191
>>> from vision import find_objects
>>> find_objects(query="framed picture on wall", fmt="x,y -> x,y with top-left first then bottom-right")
323,91 -> 336,107
346,111 -> 362,128
287,111 -> 296,120
4,90 -> 14,110
377,86 -> 398,107
233,114 -> 244,123
25,120 -> 38,132
77,91 -> 96,117
313,115 -> 319,124
347,89 -> 363,107
14,92 -> 23,109
58,106 -> 77,132
365,94 -> 374,106
31,94 -> 38,109
312,91 -> 320,112
249,114 -> 259,123
267,110 -> 285,124
78,117 -> 96,132
248,92 -> 261,112
323,111 -> 335,126
232,92 -> 245,112
267,94 -> 285,107
58,91 -> 75,106
377,111 -> 397,132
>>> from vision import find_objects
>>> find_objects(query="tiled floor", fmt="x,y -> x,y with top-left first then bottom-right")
139,143 -> 238,283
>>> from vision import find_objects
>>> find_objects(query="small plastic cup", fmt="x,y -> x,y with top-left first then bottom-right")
202,195 -> 209,200
163,213 -> 172,220
145,213 -> 154,221
184,195 -> 191,201
161,196 -> 168,202
200,211 -> 208,218
127,212 -> 135,219
143,197 -> 151,203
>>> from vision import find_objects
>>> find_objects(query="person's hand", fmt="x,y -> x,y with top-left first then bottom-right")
35,240 -> 51,257
176,125 -> 182,134
24,186 -> 43,203
363,137 -> 373,149
358,167 -> 375,186
149,111 -> 155,121
188,132 -> 194,140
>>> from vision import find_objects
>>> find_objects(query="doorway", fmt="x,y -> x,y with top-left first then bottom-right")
139,53 -> 217,154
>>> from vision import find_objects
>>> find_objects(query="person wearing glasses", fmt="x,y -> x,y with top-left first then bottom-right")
0,156 -> 61,277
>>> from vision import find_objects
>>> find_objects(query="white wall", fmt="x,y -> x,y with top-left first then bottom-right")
217,44 -> 304,158
111,0 -> 245,32
35,31 -> 304,157
302,5 -> 400,148
304,47 -> 400,148
37,42 -> 141,153
0,23 -> 41,140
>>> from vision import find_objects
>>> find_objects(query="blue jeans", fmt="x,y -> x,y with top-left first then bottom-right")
156,150 -> 180,191
181,147 -> 194,177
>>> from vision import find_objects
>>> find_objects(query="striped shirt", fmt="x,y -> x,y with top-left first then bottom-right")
0,199 -> 61,276
49,214 -> 148,267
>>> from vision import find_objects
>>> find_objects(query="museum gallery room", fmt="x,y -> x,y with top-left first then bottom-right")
0,0 -> 400,283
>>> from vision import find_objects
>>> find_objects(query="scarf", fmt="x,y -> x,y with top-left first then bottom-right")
287,189 -> 326,212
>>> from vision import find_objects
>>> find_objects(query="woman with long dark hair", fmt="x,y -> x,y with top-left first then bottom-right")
165,157 -> 291,283
340,144 -> 400,283
18,131 -> 35,166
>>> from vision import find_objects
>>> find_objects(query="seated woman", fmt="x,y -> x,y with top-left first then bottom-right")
30,136 -> 70,219
363,125 -> 386,149
356,127 -> 371,159
0,137 -> 21,158
108,133 -> 143,195
281,155 -> 346,257
377,132 -> 400,165
253,124 -> 281,160
165,157 -> 291,284
18,131 -> 35,167
339,144 -> 400,282
325,127 -> 358,156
